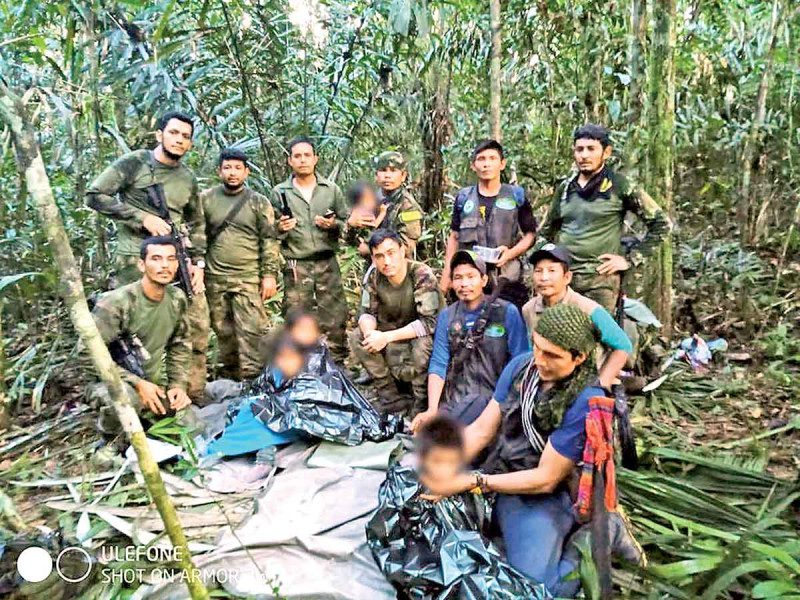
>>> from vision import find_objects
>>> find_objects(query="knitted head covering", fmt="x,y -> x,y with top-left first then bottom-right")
535,304 -> 597,357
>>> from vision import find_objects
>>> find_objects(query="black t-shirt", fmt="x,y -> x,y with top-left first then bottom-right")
450,191 -> 537,234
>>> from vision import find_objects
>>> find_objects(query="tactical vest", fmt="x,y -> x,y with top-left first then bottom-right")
454,184 -> 525,282
443,298 -> 512,418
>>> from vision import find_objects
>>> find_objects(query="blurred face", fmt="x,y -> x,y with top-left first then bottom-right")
287,142 -> 318,177
420,446 -> 464,483
289,316 -> 321,349
355,187 -> 379,214
533,259 -> 572,299
452,263 -> 488,303
371,238 -> 405,278
375,166 -> 407,192
219,159 -> 250,190
573,138 -> 611,175
470,149 -> 506,182
156,118 -> 193,160
274,346 -> 305,379
533,332 -> 587,382
139,244 -> 178,286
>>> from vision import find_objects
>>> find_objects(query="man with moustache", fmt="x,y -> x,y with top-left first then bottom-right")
86,111 -> 209,400
271,136 -> 350,364
541,124 -> 669,313
412,250 -> 529,432
88,237 -> 197,435
347,229 -> 442,416
201,148 -> 281,381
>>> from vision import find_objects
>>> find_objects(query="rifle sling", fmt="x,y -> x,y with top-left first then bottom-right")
208,189 -> 252,243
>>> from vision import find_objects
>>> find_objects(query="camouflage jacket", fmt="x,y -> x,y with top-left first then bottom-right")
360,259 -> 442,336
92,281 -> 192,390
380,187 -> 423,258
200,185 -> 281,284
86,149 -> 205,259
540,168 -> 670,276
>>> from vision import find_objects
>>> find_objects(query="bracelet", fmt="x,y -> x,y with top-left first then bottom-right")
472,471 -> 490,494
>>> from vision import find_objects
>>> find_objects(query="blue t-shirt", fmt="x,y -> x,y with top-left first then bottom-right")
493,352 -> 601,462
428,302 -> 530,378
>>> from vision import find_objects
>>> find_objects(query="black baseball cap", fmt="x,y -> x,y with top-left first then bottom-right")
450,249 -> 487,275
529,243 -> 572,269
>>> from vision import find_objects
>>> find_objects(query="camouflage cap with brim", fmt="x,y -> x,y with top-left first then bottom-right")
374,151 -> 407,170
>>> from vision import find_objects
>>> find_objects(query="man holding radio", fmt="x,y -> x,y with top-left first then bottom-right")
271,136 -> 350,364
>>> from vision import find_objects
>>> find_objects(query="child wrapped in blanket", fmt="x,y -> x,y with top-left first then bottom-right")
366,415 -> 550,599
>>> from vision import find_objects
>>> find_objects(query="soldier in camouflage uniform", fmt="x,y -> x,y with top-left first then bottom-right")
540,123 -> 670,313
348,230 -> 442,416
372,151 -> 424,258
86,111 -> 210,400
87,237 -> 199,434
271,136 -> 350,364
201,148 -> 281,380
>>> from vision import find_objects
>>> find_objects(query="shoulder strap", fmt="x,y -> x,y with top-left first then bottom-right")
208,188 -> 252,243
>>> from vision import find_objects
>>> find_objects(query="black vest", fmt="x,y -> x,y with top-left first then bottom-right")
443,298 -> 511,414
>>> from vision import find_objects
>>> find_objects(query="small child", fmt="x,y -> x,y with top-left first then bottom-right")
346,181 -> 387,258
416,414 -> 467,486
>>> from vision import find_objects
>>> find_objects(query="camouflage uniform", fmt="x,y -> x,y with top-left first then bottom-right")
541,168 -> 670,313
348,259 -> 442,416
271,175 -> 350,364
87,281 -> 199,434
202,185 -> 281,380
86,149 -> 210,399
373,151 -> 424,258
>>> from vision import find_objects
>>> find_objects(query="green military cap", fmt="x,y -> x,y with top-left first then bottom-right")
373,150 -> 407,170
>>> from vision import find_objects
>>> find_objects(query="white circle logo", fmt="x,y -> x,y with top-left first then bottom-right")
56,547 -> 93,583
17,546 -> 53,583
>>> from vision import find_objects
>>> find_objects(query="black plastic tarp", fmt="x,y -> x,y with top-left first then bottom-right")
366,462 -> 551,599
249,344 -> 402,446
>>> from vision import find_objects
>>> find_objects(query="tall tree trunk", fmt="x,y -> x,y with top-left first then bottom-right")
489,0 -> 502,141
420,56 -> 453,214
739,0 -> 783,245
647,0 -> 675,335
0,85 -> 210,600
626,0 -> 647,177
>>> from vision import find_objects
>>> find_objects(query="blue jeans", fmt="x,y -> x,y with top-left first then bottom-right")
495,490 -> 581,598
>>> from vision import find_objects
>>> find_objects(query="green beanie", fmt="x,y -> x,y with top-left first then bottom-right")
534,303 -> 597,357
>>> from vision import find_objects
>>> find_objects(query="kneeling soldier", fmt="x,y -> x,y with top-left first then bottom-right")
88,237 -> 198,434
348,230 -> 442,416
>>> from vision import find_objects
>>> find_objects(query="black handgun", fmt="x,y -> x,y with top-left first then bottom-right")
145,184 -> 194,299
280,191 -> 293,220
108,332 -> 148,380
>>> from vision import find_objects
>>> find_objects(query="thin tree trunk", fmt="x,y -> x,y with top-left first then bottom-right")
0,85 -> 210,600
647,0 -> 675,335
739,0 -> 783,245
626,0 -> 647,177
489,0 -> 502,141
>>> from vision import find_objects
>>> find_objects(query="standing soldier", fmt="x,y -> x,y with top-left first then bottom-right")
440,140 -> 537,310
201,148 -> 281,381
271,136 -> 350,364
86,111 -> 209,400
373,151 -> 423,258
540,124 -> 670,313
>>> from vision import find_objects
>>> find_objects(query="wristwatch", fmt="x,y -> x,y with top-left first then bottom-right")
195,259 -> 206,269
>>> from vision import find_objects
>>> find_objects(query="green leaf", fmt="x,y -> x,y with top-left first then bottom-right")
0,271 -> 41,294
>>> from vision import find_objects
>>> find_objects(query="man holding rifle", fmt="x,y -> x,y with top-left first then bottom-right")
86,111 -> 209,400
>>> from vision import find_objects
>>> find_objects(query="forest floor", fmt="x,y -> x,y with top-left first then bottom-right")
1,235 -> 798,598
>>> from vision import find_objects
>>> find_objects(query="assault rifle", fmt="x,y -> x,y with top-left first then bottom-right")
108,332 -> 148,380
144,183 -> 194,299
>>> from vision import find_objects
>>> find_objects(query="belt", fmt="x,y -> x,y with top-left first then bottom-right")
290,250 -> 335,262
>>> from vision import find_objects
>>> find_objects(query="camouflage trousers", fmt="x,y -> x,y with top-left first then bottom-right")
283,255 -> 348,364
87,381 -> 202,436
114,254 -> 210,399
348,328 -> 432,417
207,277 -> 270,381
571,271 -> 621,314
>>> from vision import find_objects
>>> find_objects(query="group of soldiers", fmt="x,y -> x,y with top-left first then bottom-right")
84,111 -> 668,435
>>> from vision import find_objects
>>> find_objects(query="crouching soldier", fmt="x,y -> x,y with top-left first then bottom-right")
87,236 -> 200,435
348,230 -> 442,416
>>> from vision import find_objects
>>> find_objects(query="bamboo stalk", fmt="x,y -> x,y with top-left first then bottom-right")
0,84 -> 209,600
